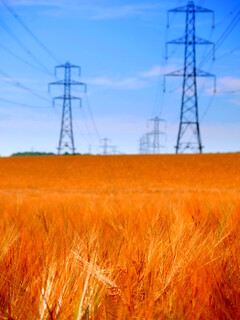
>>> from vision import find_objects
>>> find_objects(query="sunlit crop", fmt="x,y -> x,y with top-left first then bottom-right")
0,154 -> 239,319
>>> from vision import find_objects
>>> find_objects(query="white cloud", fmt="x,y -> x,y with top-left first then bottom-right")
87,76 -> 149,90
228,99 -> 240,107
5,0 -> 61,7
6,1 -> 165,19
140,64 -> 176,78
204,76 -> 240,96
217,77 -> 240,93
86,64 -> 178,90
88,3 -> 164,20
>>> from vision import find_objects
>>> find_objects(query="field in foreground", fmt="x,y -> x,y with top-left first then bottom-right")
0,153 -> 240,319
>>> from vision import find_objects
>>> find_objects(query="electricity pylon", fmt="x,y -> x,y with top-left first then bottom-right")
112,145 -> 120,155
164,1 -> 216,154
49,61 -> 87,155
138,133 -> 150,154
99,138 -> 112,155
148,116 -> 166,154
139,118 -> 166,154
139,135 -> 147,154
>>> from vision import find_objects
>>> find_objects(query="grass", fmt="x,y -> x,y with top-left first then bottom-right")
0,154 -> 239,319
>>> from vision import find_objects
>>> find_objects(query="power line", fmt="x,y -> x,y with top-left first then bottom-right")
0,43 -> 50,74
0,68 -> 51,103
0,97 -> 49,109
200,95 -> 215,122
0,16 -> 53,76
194,12 -> 239,124
215,3 -> 240,28
199,10 -> 240,67
217,45 -> 240,61
1,0 -> 61,64
84,93 -> 101,140
79,105 -> 95,143
223,89 -> 240,94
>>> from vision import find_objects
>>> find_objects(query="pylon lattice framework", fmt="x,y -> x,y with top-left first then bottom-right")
164,1 -> 216,154
49,62 -> 87,155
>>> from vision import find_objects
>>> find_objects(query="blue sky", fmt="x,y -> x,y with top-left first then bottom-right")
0,0 -> 239,155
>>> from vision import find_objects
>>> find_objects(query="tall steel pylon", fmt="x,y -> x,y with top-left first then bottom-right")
49,62 -> 87,155
164,1 -> 216,154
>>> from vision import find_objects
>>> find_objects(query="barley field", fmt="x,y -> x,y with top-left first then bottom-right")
0,154 -> 240,319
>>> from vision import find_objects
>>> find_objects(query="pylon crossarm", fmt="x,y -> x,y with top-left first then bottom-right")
168,5 -> 188,14
195,37 -> 214,45
55,63 -> 81,73
196,69 -> 216,92
194,5 -> 215,29
55,64 -> 66,70
196,69 -> 214,78
195,5 -> 214,14
167,6 -> 188,27
167,4 -> 214,28
70,81 -> 87,94
166,36 -> 214,59
167,36 -> 186,46
69,65 -> 81,76
70,81 -> 87,90
69,96 -> 82,99
52,96 -> 82,107
50,80 -> 86,86
168,36 -> 214,46
163,69 -> 184,92
52,96 -> 64,107
166,69 -> 184,77
166,68 -> 215,79
49,80 -> 65,86
166,38 -> 184,58
70,96 -> 82,108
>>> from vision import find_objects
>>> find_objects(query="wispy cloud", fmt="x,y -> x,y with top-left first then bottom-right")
89,69 -> 239,96
87,76 -> 149,90
217,77 -> 240,93
5,0 -> 61,7
87,3 -> 164,20
140,64 -> 176,78
6,1 -> 164,19
229,99 -> 240,107
87,64 -> 176,90
204,76 -> 240,96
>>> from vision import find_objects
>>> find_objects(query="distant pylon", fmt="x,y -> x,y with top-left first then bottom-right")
148,116 -> 166,154
139,118 -> 166,154
164,1 -> 216,154
49,61 -> 87,155
112,145 -> 119,155
99,138 -> 112,155
139,135 -> 146,154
